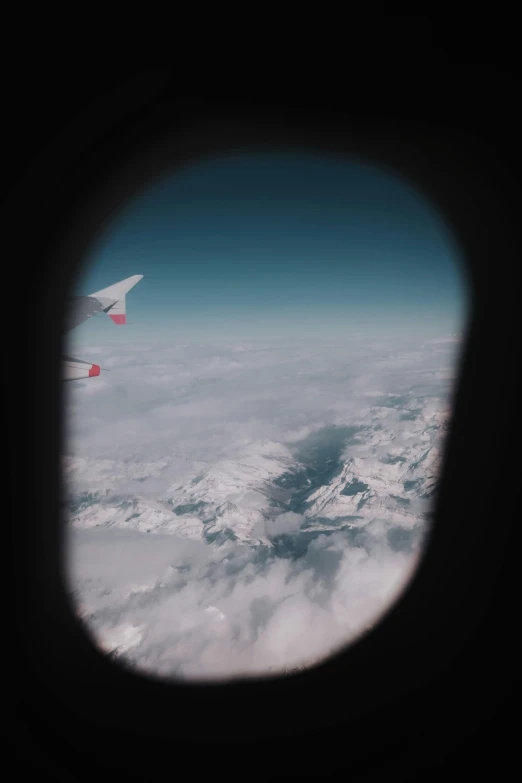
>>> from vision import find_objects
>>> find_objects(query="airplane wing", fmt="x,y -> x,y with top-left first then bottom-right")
66,296 -> 114,333
63,275 -> 143,381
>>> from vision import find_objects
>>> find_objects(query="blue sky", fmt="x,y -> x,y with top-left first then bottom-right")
71,151 -> 468,345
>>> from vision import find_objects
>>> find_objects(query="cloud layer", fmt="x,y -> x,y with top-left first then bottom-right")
64,333 -> 461,679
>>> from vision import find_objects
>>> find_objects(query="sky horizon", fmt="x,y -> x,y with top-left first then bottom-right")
69,151 -> 468,348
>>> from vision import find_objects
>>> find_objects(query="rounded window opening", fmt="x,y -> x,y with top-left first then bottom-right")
63,151 -> 469,681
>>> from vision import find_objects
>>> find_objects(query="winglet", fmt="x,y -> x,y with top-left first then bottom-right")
88,275 -> 143,325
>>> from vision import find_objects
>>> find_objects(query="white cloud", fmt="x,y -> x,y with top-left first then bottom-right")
64,334 -> 460,679
69,522 -> 419,680
266,511 -> 305,536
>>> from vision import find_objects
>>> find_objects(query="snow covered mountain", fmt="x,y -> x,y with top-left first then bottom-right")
64,395 -> 449,547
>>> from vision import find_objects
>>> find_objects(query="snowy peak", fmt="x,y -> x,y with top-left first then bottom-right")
66,400 -> 446,543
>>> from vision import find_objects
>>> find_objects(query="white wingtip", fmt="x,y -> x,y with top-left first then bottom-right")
89,275 -> 143,300
88,275 -> 143,326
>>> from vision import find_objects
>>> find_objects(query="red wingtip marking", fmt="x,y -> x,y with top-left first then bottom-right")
89,364 -> 101,377
109,314 -> 126,325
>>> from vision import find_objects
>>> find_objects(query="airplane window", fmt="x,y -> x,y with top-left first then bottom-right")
63,151 -> 468,681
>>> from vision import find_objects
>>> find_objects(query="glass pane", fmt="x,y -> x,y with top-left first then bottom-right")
63,152 -> 468,680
